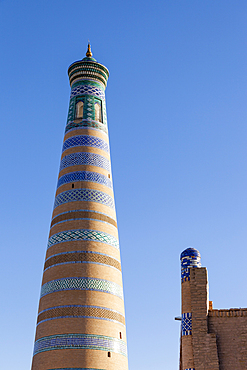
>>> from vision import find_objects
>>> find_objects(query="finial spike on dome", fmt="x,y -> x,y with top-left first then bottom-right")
86,42 -> 93,58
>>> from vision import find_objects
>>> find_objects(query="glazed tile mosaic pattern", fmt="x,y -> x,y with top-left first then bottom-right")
62,135 -> 109,153
47,229 -> 119,250
54,189 -> 114,209
44,251 -> 121,271
34,334 -> 127,357
59,152 -> 110,172
70,84 -> 105,100
182,313 -> 192,336
57,171 -> 112,189
40,277 -> 123,299
37,305 -> 125,325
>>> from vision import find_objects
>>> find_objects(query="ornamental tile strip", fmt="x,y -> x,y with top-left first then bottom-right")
33,334 -> 127,357
50,210 -> 117,229
59,152 -> 110,172
182,313 -> 192,336
54,189 -> 114,209
40,278 -> 123,299
44,251 -> 121,271
47,229 -> 119,250
65,121 -> 107,134
62,135 -> 109,153
37,305 -> 125,325
70,84 -> 105,100
57,171 -> 112,189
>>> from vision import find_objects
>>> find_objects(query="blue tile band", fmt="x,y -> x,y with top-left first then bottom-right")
57,171 -> 112,189
40,277 -> 123,299
59,152 -> 110,172
62,135 -> 109,153
33,334 -> 127,357
37,304 -> 125,326
182,312 -> 192,336
70,84 -> 105,99
54,189 -> 114,209
47,229 -> 119,250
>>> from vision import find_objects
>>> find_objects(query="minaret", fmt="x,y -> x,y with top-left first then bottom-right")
180,247 -> 201,370
31,44 -> 128,370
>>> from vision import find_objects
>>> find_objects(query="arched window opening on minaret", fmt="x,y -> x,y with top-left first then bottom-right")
94,100 -> 102,122
76,101 -> 84,118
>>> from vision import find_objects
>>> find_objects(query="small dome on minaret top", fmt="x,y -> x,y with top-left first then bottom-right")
180,247 -> 201,282
68,43 -> 109,88
180,247 -> 201,260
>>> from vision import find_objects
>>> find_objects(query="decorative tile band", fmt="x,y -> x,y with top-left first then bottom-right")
57,171 -> 112,189
59,152 -> 110,172
54,189 -> 114,209
65,120 -> 107,134
70,84 -> 105,100
180,247 -> 201,282
37,305 -> 125,325
182,313 -> 192,336
51,210 -> 117,229
33,334 -> 127,357
62,135 -> 109,153
44,251 -> 121,271
40,277 -> 123,299
47,229 -> 119,250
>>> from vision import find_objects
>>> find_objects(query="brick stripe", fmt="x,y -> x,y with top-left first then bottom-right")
33,334 -> 127,357
37,305 -> 125,325
50,210 -> 117,228
44,251 -> 121,271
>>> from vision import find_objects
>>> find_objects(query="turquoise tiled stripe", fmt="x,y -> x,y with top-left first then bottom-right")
40,277 -> 123,299
33,334 -> 127,357
47,229 -> 119,250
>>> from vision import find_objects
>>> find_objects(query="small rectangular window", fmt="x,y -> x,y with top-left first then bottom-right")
108,352 -> 111,357
119,332 -> 122,339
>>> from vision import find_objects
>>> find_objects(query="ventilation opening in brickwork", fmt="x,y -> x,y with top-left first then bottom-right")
72,183 -> 74,188
119,332 -> 122,339
108,352 -> 111,357
108,174 -> 111,178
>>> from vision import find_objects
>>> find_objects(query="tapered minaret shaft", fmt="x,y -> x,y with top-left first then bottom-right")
31,45 -> 128,370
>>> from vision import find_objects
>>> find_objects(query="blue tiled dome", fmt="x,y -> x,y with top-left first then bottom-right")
180,247 -> 201,282
180,247 -> 201,260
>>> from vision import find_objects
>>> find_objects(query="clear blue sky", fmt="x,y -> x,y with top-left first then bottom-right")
1,1 -> 247,369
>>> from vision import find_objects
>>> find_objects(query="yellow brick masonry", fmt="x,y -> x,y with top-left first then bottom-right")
181,264 -> 247,369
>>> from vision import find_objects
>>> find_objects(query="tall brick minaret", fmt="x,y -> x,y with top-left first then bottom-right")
31,44 -> 128,370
